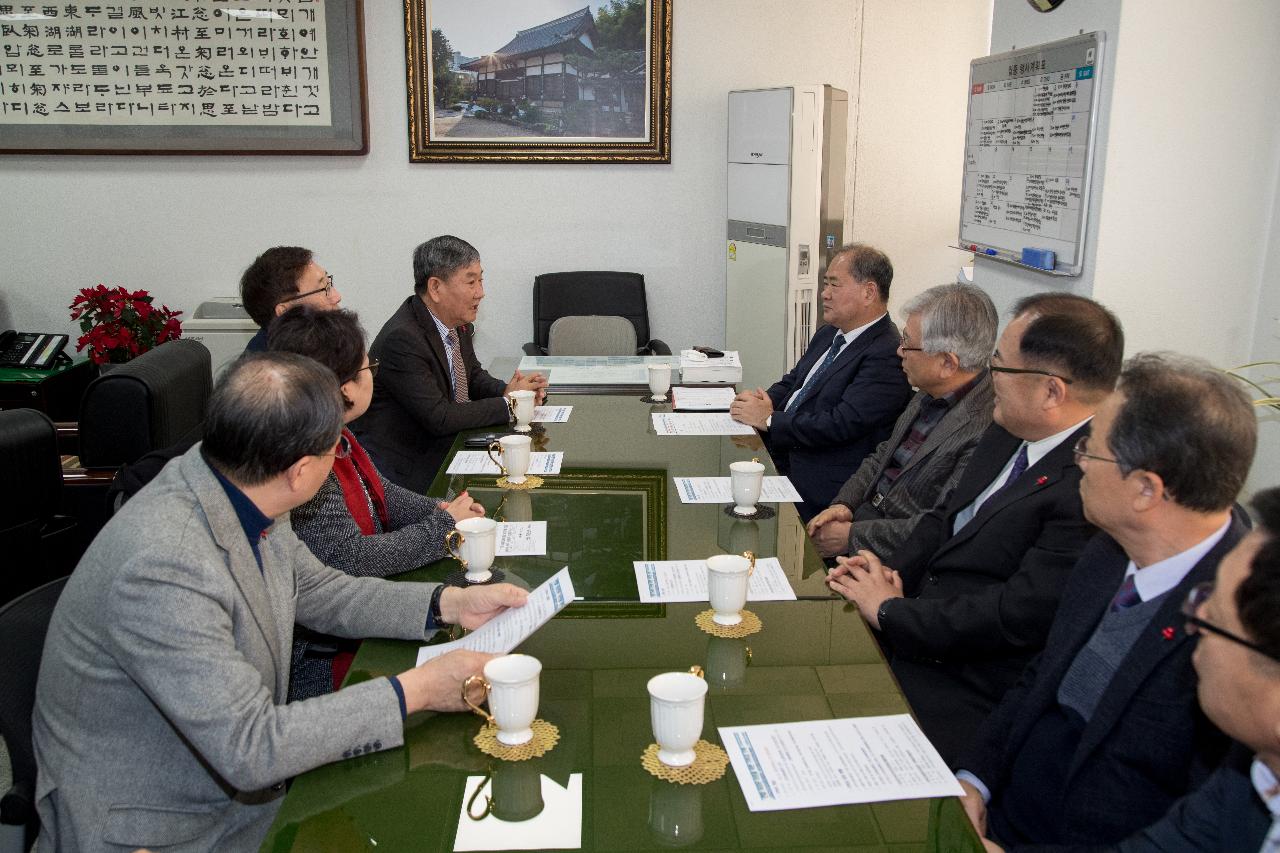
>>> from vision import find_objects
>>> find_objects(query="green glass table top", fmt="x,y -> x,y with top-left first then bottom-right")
262,601 -> 982,852
414,394 -> 835,603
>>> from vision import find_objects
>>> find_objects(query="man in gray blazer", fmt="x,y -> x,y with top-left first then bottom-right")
807,283 -> 998,558
33,353 -> 528,852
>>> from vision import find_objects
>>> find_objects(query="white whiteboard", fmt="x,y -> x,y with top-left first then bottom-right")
958,32 -> 1105,276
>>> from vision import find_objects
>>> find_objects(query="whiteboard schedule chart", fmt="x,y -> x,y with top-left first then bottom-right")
959,32 -> 1104,276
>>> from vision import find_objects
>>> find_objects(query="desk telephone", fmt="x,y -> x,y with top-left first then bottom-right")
0,330 -> 71,369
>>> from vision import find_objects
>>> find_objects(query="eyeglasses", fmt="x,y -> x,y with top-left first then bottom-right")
349,358 -> 379,382
989,362 -> 1074,384
898,333 -> 925,353
1183,582 -> 1280,662
278,274 -> 336,306
1072,435 -> 1120,466
319,437 -> 350,461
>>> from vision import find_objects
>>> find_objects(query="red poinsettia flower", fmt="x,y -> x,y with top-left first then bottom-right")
69,284 -> 183,365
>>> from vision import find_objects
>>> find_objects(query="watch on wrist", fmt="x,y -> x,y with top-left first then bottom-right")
428,585 -> 449,629
765,414 -> 773,430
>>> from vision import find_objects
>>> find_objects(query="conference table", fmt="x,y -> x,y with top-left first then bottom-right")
261,386 -> 982,852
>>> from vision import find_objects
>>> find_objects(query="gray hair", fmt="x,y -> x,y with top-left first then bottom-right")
413,235 -> 480,295
201,352 -> 344,486
901,283 -> 998,372
832,243 -> 893,302
1109,352 -> 1257,512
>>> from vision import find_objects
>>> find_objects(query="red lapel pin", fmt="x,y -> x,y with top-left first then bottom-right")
1036,475 -> 1048,486
1161,626 -> 1175,640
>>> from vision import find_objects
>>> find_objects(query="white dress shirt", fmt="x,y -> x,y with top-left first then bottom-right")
1252,758 -> 1280,853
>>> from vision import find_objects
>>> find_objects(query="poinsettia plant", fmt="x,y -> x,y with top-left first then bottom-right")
68,284 -> 183,365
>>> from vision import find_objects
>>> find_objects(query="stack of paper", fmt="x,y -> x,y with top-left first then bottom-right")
670,386 -> 735,411
680,350 -> 743,384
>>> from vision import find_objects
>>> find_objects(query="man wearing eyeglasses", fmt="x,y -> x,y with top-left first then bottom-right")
239,246 -> 343,352
828,293 -> 1122,764
950,353 -> 1256,848
355,235 -> 547,494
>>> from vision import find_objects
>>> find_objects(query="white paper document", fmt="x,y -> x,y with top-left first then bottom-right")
719,715 -> 963,812
673,476 -> 802,504
445,451 -> 564,476
633,558 -> 797,602
532,405 -> 572,423
496,522 -> 547,556
416,567 -> 575,665
652,412 -> 755,436
670,386 -> 736,411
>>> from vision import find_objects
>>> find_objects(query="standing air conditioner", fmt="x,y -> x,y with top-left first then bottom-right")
725,85 -> 847,391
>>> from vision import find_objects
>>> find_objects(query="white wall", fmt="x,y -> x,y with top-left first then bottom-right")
0,0 -> 854,364
0,0 -> 991,368
850,0 -> 992,316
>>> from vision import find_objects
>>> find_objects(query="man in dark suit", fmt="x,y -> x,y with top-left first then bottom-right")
729,243 -> 912,520
955,353 -> 1258,848
353,235 -> 547,493
239,246 -> 342,352
828,293 -> 1124,763
807,282 -> 999,559
979,486 -> 1280,853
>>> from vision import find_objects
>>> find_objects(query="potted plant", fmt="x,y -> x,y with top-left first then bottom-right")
68,284 -> 183,367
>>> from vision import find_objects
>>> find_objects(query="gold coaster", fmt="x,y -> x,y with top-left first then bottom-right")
473,719 -> 559,761
641,740 -> 729,785
695,608 -> 762,638
497,474 -> 544,490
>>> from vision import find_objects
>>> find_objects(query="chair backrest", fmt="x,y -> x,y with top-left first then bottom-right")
0,575 -> 68,833
0,409 -> 61,529
77,339 -> 212,469
531,271 -> 651,354
547,315 -> 639,357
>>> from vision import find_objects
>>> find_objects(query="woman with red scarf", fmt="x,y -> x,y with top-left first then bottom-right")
269,306 -> 484,700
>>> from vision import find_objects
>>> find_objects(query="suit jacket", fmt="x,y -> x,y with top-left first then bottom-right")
881,421 -> 1096,764
354,296 -> 509,493
830,371 -> 994,557
764,316 -> 912,519
964,518 -> 1244,847
33,446 -> 436,852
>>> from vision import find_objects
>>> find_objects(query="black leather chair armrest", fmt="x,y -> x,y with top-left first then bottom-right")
643,339 -> 672,356
0,779 -> 35,825
522,342 -> 545,356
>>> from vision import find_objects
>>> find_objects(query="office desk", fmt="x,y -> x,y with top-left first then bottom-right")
0,357 -> 93,420
263,394 -> 980,851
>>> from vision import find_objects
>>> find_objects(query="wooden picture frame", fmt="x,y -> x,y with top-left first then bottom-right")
404,0 -> 671,163
0,1 -> 368,155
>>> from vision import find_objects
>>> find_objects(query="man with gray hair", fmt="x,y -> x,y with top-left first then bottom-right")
808,283 -> 998,558
956,352 -> 1257,848
33,353 -> 528,851
355,235 -> 547,493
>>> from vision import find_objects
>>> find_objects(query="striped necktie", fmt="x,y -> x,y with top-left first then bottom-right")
1108,574 -> 1141,612
446,328 -> 469,403
786,334 -> 846,413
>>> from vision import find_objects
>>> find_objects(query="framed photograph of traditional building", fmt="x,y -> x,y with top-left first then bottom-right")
404,0 -> 671,163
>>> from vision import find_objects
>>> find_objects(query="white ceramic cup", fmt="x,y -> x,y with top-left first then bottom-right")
706,551 -> 756,626
446,516 -> 498,583
488,434 -> 532,484
507,389 -> 536,433
647,364 -> 672,402
729,459 -> 766,516
464,653 -> 542,746
647,666 -> 707,767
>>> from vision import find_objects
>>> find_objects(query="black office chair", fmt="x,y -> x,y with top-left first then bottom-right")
0,410 -> 77,606
0,576 -> 68,852
524,271 -> 670,356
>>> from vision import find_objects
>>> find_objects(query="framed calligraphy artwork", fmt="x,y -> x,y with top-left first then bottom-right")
404,0 -> 671,163
0,1 -> 368,154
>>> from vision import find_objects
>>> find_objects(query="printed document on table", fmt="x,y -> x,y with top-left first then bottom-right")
496,522 -> 547,556
445,451 -> 564,476
532,405 -> 572,423
670,386 -> 735,411
719,715 -> 963,812
416,567 -> 574,665
652,413 -> 755,436
674,476 -> 802,504
634,558 -> 797,603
